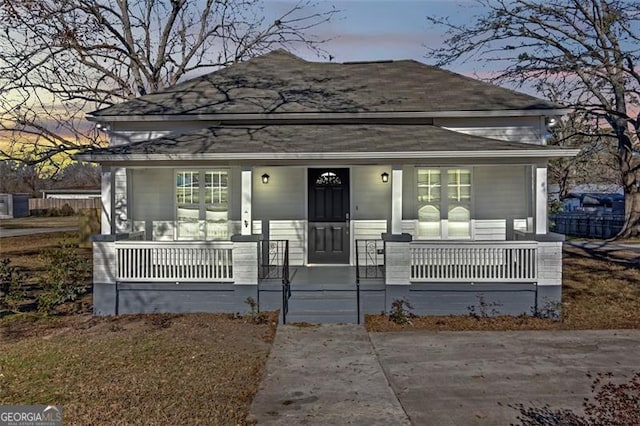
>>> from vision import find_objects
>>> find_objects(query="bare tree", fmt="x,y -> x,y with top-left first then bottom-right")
548,113 -> 618,199
426,0 -> 640,238
0,0 -> 337,165
53,162 -> 101,189
0,160 -> 53,195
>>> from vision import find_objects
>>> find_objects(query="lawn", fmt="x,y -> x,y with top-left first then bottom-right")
1,230 -> 278,425
0,216 -> 79,229
2,229 -> 639,424
0,313 -> 277,425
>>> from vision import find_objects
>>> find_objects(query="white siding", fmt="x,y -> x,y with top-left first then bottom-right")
269,220 -> 307,266
353,220 -> 387,266
472,219 -> 506,240
402,166 -> 416,219
109,130 -> 174,146
513,218 -> 529,232
228,220 -> 262,237
130,169 -> 174,221
434,117 -> 544,145
402,220 -> 417,237
253,167 -> 306,220
474,166 -> 527,220
352,166 -> 391,220
109,121 -> 211,146
352,220 -> 387,240
130,168 -> 174,239
229,167 -> 241,221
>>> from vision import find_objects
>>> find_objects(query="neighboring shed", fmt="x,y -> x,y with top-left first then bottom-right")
41,189 -> 101,199
0,194 -> 30,219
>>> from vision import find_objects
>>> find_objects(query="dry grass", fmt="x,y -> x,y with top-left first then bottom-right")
367,244 -> 640,332
0,312 -> 278,425
0,216 -> 79,229
1,231 -> 87,271
561,244 -> 640,329
1,231 -> 279,425
1,231 -> 92,312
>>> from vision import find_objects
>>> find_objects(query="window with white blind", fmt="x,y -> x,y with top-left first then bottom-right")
176,170 -> 228,240
417,169 -> 441,238
416,168 -> 472,239
447,169 -> 471,239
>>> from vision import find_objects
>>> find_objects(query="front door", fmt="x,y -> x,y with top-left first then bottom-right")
308,168 -> 350,264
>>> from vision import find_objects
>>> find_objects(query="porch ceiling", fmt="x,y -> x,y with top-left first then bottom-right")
76,124 -> 578,163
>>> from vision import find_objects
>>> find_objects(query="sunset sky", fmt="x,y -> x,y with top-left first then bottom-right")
270,0 -> 480,70
3,1 -> 486,165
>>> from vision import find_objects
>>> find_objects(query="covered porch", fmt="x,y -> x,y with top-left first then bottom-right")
93,234 -> 561,321
83,124 -> 573,320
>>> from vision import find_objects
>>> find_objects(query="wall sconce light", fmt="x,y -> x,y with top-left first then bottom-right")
381,172 -> 389,183
95,123 -> 111,132
261,173 -> 270,184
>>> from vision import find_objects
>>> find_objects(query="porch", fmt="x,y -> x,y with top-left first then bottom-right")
92,235 -> 562,322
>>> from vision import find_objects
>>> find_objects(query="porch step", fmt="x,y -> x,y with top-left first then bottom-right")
285,289 -> 359,324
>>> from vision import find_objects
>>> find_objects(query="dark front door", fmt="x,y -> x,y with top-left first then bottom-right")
308,168 -> 350,264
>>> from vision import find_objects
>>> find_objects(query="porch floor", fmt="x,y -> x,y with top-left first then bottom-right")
259,266 -> 385,323
259,265 -> 384,288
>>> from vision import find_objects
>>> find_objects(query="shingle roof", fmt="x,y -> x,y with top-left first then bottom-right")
90,50 -> 560,117
80,124 -> 558,159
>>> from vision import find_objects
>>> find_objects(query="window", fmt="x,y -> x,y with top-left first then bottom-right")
316,171 -> 342,185
447,169 -> 471,238
417,169 -> 441,238
176,170 -> 228,240
416,168 -> 471,239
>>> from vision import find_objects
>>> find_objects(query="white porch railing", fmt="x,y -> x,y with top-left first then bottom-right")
116,241 -> 234,282
410,241 -> 538,282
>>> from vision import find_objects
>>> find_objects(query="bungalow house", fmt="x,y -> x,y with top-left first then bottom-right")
76,50 -> 578,321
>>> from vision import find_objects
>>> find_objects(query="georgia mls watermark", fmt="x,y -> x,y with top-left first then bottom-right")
0,405 -> 62,426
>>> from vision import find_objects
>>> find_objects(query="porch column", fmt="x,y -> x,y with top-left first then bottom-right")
113,167 -> 130,233
101,167 -> 113,234
231,236 -> 259,285
92,236 -> 118,315
535,165 -> 548,235
391,165 -> 403,235
241,167 -> 252,236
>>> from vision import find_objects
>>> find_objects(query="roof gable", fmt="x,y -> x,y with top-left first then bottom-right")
91,49 -> 560,117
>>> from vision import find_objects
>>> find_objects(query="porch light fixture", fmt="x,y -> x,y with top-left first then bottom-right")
381,172 -> 389,183
261,173 -> 270,184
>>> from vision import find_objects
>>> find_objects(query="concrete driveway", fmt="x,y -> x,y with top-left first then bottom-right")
370,330 -> 640,425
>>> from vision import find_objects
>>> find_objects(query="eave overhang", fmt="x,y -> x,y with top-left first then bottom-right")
86,109 -> 571,122
75,149 -> 580,164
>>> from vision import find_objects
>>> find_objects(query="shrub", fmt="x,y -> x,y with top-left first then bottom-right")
512,371 -> 640,426
389,298 -> 414,325
533,298 -> 562,321
60,203 -> 75,216
0,258 -> 26,313
37,244 -> 89,314
467,294 -> 502,319
245,296 -> 269,324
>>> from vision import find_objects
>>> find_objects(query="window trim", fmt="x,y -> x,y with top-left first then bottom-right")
415,167 -> 474,240
174,169 -> 230,240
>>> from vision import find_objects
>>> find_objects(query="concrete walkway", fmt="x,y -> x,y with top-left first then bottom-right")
250,327 -> 640,425
248,324 -> 410,425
